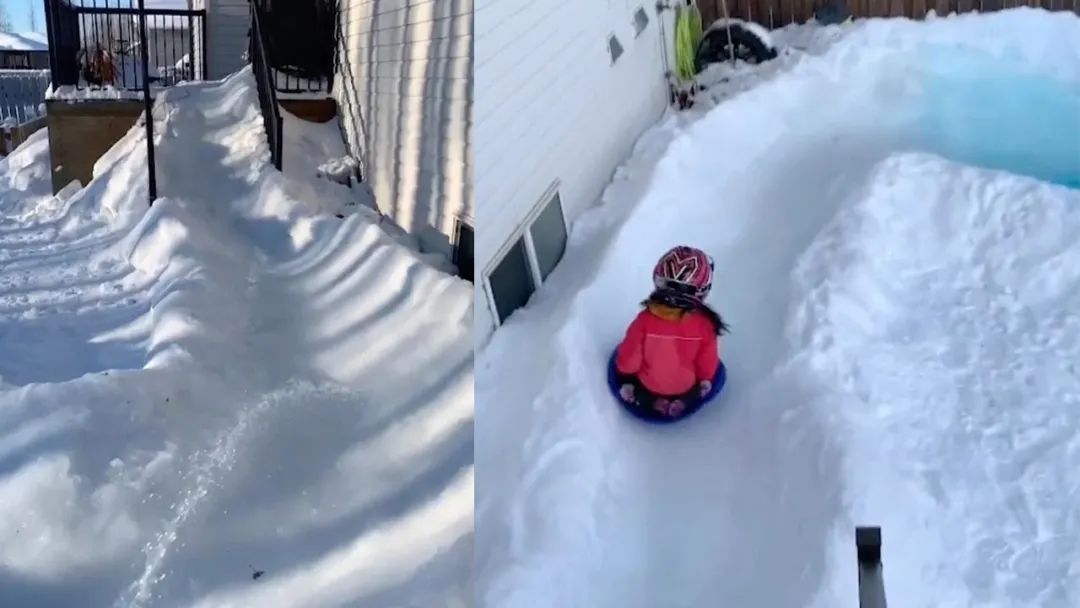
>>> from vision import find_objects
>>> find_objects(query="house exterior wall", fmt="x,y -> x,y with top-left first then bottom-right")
333,0 -> 473,260
191,0 -> 206,78
473,0 -> 673,343
201,0 -> 250,79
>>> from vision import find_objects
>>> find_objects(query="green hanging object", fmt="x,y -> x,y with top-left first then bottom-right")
674,1 -> 704,82
688,1 -> 703,51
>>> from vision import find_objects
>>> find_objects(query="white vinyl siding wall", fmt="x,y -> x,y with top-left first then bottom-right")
203,0 -> 250,80
191,0 -> 206,78
473,0 -> 672,342
334,0 -> 474,259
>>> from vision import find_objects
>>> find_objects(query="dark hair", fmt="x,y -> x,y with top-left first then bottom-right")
697,303 -> 730,336
643,290 -> 730,336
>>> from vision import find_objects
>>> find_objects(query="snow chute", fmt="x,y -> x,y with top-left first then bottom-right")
605,350 -> 727,424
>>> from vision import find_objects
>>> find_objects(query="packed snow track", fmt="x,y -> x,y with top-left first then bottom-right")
0,70 -> 472,607
476,9 -> 1080,608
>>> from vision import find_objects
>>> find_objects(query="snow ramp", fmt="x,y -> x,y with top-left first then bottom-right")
476,9 -> 1080,608
0,69 -> 472,608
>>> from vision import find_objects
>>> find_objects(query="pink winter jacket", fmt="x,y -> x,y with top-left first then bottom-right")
615,303 -> 720,397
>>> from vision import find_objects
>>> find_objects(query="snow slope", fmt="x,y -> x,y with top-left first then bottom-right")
0,68 -> 472,608
476,8 -> 1080,608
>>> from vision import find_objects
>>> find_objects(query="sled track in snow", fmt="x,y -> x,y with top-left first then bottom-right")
477,10 -> 1080,608
0,70 -> 473,608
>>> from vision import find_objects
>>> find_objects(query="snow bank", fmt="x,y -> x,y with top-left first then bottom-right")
280,110 -> 372,210
797,154 -> 1080,608
697,8 -> 1080,108
0,67 -> 472,607
477,8 -> 1080,608
0,128 -> 52,215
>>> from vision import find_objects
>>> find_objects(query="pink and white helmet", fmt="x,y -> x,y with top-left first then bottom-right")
652,246 -> 714,301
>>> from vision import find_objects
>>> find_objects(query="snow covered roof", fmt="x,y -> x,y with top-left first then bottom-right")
0,32 -> 48,53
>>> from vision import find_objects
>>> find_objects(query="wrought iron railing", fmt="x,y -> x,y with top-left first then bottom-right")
250,2 -> 284,170
43,0 -> 207,90
253,0 -> 337,94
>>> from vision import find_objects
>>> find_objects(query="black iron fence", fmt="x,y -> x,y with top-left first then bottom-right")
250,2 -> 284,170
42,0 -> 206,203
253,0 -> 337,94
44,0 -> 206,90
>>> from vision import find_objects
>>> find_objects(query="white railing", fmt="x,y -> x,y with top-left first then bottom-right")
0,69 -> 51,125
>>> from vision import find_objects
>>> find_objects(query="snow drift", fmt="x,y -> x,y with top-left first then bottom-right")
0,68 -> 472,608
476,8 -> 1080,608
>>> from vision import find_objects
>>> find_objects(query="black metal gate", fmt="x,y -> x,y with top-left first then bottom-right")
254,0 -> 337,93
43,0 -> 209,205
44,0 -> 207,90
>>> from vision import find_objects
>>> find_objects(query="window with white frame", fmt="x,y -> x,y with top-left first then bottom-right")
488,236 -> 535,324
484,189 -> 569,325
529,192 -> 567,282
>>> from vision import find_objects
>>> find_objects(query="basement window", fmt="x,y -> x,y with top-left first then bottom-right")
608,34 -> 624,65
484,188 -> 570,326
633,7 -> 649,37
453,219 -> 474,282
528,192 -> 567,282
488,237 -> 535,324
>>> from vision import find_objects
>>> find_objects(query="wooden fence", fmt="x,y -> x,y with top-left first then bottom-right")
698,0 -> 1080,29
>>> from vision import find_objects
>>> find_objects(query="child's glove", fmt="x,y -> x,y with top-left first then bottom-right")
667,399 -> 686,417
699,380 -> 712,397
655,398 -> 686,417
619,384 -> 635,403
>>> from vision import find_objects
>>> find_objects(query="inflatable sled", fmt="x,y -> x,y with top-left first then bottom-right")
606,350 -> 727,424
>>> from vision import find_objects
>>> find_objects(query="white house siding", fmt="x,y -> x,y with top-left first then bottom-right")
473,0 -> 673,342
202,0 -> 250,80
191,0 -> 206,79
333,0 -> 473,260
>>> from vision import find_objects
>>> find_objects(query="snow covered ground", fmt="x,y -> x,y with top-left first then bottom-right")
0,68 -> 472,607
476,8 -> 1080,608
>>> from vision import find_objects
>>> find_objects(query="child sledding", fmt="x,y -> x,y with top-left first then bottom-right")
608,245 -> 729,422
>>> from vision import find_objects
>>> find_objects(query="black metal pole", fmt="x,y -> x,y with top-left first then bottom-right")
44,1 -> 57,79
138,0 -> 157,205
201,11 -> 208,80
856,526 -> 888,608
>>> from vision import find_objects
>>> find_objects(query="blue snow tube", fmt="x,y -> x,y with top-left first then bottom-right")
606,350 -> 727,424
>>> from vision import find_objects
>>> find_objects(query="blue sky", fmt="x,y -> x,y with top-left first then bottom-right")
4,1 -> 187,33
6,0 -> 43,33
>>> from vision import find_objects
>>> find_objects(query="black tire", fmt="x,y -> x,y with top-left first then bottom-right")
694,23 -> 778,74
